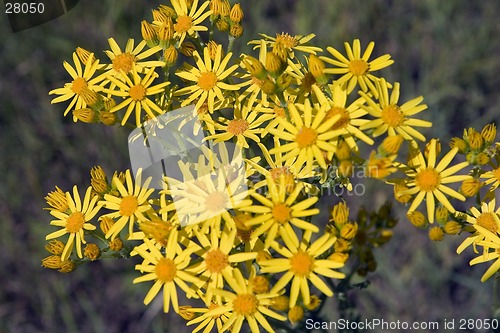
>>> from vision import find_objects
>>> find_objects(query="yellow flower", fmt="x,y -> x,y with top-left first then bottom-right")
259,231 -> 345,308
103,38 -> 165,79
171,0 -> 212,45
457,199 -> 500,255
49,51 -> 104,118
106,65 -> 169,126
175,44 -> 240,114
399,140 -> 470,223
100,169 -> 154,240
162,161 -> 252,231
269,99 -> 341,173
360,79 -> 432,141
468,225 -> 500,282
206,269 -> 286,333
46,186 -> 101,260
240,177 -> 320,249
250,33 -> 322,60
186,300 -> 229,333
205,101 -> 265,148
480,162 -> 500,193
312,84 -> 374,152
187,227 -> 257,303
320,39 -> 393,95
133,234 -> 202,313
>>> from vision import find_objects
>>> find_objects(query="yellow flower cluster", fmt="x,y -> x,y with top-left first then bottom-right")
42,0 -> 500,331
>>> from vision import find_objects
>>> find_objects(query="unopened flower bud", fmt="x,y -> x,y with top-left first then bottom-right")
141,20 -> 158,47
229,23 -> 244,38
331,201 -> 349,226
429,226 -> 444,241
340,222 -> 358,240
270,295 -> 289,311
59,259 -> 76,273
45,240 -> 65,255
328,252 -> 349,264
308,54 -> 327,85
304,295 -> 321,311
407,211 -> 427,228
467,129 -> 483,150
99,111 -> 118,126
73,108 -> 98,123
380,135 -> 404,155
109,238 -> 123,251
460,178 -> 482,197
179,42 -> 197,57
250,275 -> 269,294
163,45 -> 178,66
100,216 -> 115,234
84,243 -> 100,261
444,221 -> 461,235
265,52 -> 284,77
242,56 -> 265,79
288,306 -> 304,325
216,18 -> 230,32
42,255 -> 62,269
450,137 -> 467,153
481,123 -> 496,144
230,3 -> 243,23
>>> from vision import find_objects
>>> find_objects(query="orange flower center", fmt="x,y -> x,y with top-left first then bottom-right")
415,168 -> 441,192
275,33 -> 298,48
129,84 -> 146,101
348,59 -> 369,76
477,212 -> 498,233
174,15 -> 193,33
327,106 -> 350,130
120,195 -> 138,216
112,53 -> 135,73
233,293 -> 259,316
272,203 -> 292,224
295,127 -> 317,148
205,249 -> 229,273
381,105 -> 405,127
290,250 -> 314,277
493,167 -> 500,181
198,71 -> 218,91
66,212 -> 85,233
227,119 -> 249,135
71,77 -> 87,95
205,191 -> 227,212
155,258 -> 177,282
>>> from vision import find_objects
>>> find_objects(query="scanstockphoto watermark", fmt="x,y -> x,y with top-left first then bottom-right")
305,318 -> 440,331
305,318 -> 499,331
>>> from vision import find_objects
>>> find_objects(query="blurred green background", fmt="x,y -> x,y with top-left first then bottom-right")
1,0 -> 499,332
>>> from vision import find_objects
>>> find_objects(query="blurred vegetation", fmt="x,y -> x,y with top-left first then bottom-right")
0,0 -> 499,332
